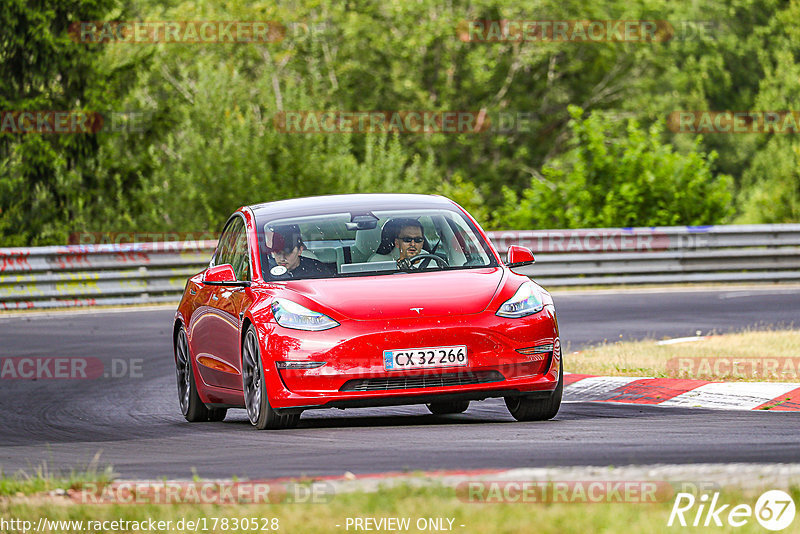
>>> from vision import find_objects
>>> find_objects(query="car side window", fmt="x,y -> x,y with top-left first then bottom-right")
214,221 -> 234,267
215,217 -> 249,280
230,221 -> 250,281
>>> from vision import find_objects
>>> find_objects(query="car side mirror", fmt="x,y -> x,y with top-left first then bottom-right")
506,245 -> 535,267
203,264 -> 251,287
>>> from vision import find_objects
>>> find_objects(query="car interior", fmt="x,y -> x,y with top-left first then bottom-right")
262,210 -> 490,279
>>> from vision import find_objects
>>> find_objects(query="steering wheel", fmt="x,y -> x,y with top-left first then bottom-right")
398,253 -> 450,270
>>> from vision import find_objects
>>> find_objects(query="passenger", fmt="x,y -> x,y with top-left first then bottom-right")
265,225 -> 333,279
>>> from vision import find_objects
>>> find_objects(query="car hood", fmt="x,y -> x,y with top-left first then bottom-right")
280,268 -> 505,320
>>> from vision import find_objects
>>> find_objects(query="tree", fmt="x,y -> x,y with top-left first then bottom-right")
494,106 -> 733,229
736,1 -> 800,223
0,0 -> 146,245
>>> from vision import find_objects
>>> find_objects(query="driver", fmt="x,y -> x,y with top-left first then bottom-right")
265,224 -> 333,279
394,221 -> 425,266
368,218 -> 426,268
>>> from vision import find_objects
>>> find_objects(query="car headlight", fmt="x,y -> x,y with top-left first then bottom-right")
271,299 -> 339,331
496,281 -> 549,318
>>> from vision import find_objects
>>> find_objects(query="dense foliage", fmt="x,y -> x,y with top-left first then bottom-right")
1,0 -> 797,245
493,106 -> 733,229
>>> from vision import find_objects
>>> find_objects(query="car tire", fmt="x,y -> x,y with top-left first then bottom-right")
175,326 -> 218,422
242,326 -> 300,430
504,360 -> 563,421
426,401 -> 470,415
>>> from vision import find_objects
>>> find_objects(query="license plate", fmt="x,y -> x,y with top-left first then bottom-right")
383,345 -> 468,371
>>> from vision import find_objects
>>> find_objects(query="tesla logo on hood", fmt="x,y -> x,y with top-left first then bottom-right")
410,307 -> 423,314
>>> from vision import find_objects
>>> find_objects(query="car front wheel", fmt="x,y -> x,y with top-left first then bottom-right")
504,361 -> 563,421
242,326 -> 300,430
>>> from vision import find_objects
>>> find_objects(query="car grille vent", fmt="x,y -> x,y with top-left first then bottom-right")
340,371 -> 505,392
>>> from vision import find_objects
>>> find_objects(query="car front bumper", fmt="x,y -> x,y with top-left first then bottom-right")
257,307 -> 561,410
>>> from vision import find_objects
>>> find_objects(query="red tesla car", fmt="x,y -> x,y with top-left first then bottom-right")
173,194 -> 562,429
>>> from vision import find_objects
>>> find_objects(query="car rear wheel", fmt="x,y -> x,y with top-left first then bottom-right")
242,326 -> 300,430
175,326 -> 225,422
426,401 -> 470,415
504,361 -> 563,421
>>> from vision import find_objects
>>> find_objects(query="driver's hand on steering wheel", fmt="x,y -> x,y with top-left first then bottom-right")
397,257 -> 414,270
397,253 -> 448,271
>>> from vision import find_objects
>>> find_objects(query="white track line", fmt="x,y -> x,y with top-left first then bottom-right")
564,376 -> 643,402
659,382 -> 800,410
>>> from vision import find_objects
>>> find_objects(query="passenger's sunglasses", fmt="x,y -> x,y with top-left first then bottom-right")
398,236 -> 424,244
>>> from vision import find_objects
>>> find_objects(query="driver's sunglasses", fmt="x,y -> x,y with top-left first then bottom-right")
399,236 -> 424,244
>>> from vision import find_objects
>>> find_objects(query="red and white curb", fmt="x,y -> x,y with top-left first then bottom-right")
564,374 -> 800,411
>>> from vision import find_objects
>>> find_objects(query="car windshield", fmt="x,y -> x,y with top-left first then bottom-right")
258,208 -> 497,280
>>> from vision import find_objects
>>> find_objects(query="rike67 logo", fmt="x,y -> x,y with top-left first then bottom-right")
668,490 -> 796,530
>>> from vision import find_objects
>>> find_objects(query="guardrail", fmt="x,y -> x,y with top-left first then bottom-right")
486,224 -> 800,286
1,224 -> 798,309
0,241 -> 217,310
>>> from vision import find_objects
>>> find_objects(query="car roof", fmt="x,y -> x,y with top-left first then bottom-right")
247,194 -> 459,221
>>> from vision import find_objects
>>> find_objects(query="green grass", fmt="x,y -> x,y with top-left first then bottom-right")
566,329 -> 800,381
0,457 -> 114,497
3,481 -> 799,533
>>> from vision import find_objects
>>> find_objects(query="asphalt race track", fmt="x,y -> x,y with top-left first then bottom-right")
1,287 -> 798,479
